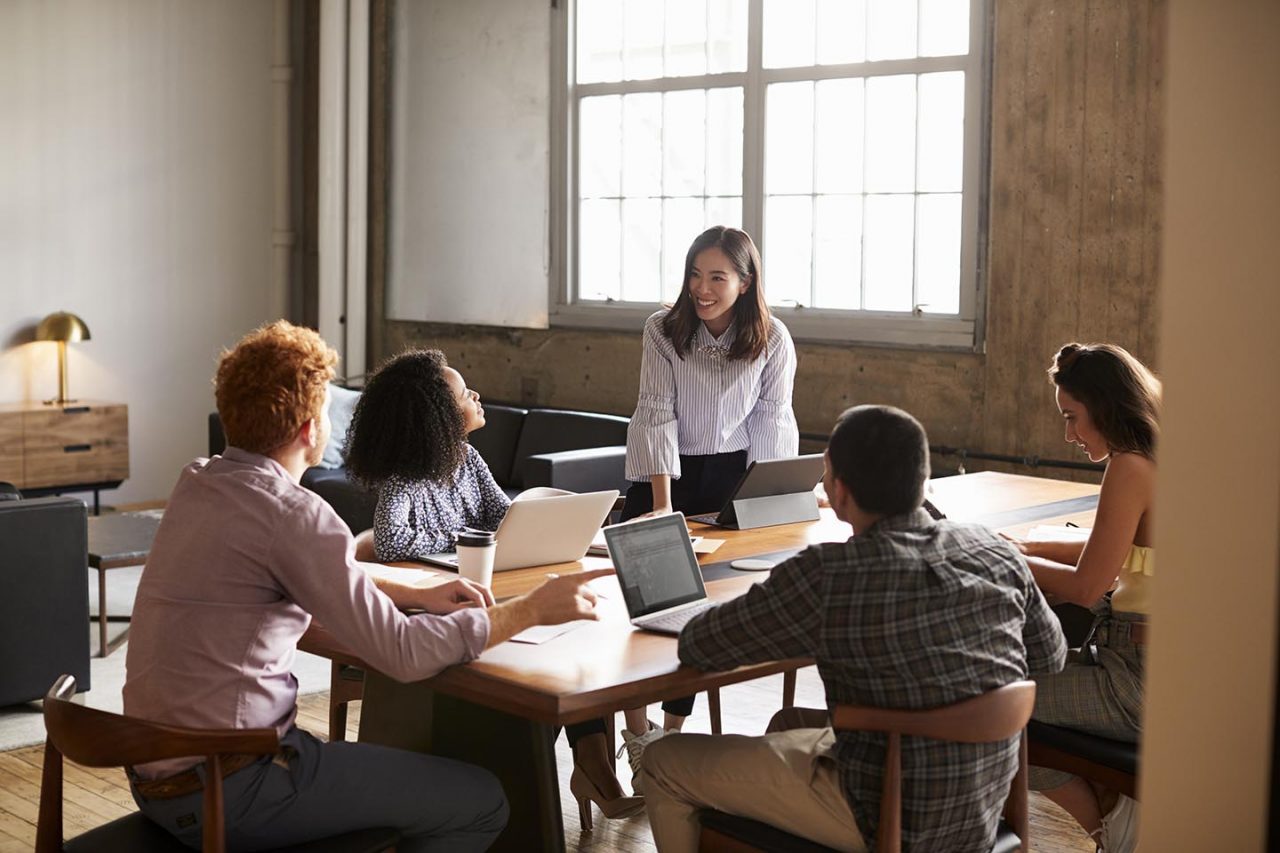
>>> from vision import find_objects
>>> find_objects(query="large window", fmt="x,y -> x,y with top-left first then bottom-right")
553,0 -> 989,347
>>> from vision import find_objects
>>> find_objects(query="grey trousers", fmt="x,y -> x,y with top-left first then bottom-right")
132,727 -> 508,852
1029,612 -> 1145,792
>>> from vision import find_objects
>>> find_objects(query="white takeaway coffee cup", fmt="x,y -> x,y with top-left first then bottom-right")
455,530 -> 497,588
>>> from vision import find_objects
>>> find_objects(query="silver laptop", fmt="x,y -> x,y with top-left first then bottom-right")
603,512 -> 717,635
687,454 -> 825,528
421,489 -> 618,572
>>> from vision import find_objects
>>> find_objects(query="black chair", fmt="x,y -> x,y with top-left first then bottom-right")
37,675 -> 400,852
698,682 -> 1036,853
0,494 -> 91,706
1027,721 -> 1139,800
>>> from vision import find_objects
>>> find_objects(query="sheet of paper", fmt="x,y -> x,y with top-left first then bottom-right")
1027,524 -> 1091,542
508,620 -> 591,645
587,531 -> 717,557
692,537 -> 724,554
360,563 -> 453,588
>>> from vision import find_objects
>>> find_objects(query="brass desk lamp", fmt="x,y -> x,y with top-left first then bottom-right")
36,311 -> 92,405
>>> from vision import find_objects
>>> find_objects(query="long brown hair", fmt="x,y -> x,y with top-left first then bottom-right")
1048,343 -> 1161,459
662,226 -> 771,361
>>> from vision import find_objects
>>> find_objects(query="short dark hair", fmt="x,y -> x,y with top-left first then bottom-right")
827,405 -> 930,516
1048,343 -> 1161,459
663,226 -> 772,362
343,349 -> 467,487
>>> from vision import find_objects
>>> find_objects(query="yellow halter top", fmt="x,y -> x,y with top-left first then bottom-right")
1111,544 -> 1154,616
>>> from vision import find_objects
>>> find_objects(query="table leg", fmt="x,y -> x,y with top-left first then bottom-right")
359,672 -> 566,853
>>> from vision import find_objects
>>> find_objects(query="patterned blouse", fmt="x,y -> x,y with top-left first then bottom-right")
624,309 -> 799,482
373,444 -> 511,561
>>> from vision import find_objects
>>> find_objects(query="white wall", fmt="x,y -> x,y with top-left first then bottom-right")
1141,0 -> 1280,847
0,1 -> 285,503
386,0 -> 551,328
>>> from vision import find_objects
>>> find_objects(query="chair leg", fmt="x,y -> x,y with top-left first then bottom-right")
329,663 -> 366,743
35,741 -> 63,853
708,688 -> 723,735
782,669 -> 797,708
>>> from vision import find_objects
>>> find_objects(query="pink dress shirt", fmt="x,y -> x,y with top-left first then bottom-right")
124,448 -> 490,778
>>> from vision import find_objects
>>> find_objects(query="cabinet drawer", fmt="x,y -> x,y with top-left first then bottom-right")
23,445 -> 129,489
20,405 -> 129,489
22,405 -> 128,453
0,411 -> 21,458
0,453 -> 21,487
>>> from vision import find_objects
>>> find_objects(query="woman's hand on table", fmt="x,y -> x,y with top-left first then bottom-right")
999,532 -> 1032,556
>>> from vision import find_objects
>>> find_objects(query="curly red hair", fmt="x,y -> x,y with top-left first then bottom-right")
214,321 -> 338,456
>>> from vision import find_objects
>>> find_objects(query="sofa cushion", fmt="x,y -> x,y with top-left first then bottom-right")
318,384 -> 362,469
468,404 -> 527,487
509,409 -> 629,490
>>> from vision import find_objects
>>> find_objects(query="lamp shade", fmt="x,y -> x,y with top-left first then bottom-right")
36,312 -> 91,343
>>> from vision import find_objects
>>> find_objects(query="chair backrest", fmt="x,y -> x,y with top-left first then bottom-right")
831,680 -> 1036,853
38,675 -> 278,853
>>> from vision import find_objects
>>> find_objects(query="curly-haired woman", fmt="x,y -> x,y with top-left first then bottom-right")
1004,343 -> 1160,853
344,349 -> 644,825
345,349 -> 507,562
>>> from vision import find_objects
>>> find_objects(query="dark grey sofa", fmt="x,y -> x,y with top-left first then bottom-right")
0,487 -> 91,706
208,404 -> 630,533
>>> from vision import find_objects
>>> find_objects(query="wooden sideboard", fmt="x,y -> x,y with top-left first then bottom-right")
0,401 -> 129,511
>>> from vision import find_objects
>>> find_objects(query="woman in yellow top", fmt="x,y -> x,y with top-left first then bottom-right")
1006,342 -> 1159,853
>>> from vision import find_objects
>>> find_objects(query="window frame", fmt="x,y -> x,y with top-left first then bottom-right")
550,0 -> 992,350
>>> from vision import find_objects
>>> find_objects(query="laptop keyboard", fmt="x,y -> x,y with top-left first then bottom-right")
687,513 -> 722,526
636,602 -> 717,633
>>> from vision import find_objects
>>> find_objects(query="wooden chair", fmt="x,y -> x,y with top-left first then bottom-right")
36,675 -> 399,853
698,681 -> 1037,853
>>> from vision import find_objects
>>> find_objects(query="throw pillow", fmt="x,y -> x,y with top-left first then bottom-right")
319,384 -> 362,469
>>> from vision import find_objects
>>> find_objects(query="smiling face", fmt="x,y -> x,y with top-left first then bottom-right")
443,367 -> 485,434
688,246 -> 749,337
1056,386 -> 1109,462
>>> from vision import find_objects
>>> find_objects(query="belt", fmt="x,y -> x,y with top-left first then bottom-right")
133,753 -> 262,800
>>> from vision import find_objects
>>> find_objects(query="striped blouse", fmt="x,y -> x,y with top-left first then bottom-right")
625,309 -> 799,482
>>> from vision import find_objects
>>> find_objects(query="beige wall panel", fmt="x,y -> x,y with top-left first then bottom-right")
1141,0 -> 1280,848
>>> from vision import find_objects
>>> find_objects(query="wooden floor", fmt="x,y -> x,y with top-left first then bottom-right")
1,667 -> 1094,852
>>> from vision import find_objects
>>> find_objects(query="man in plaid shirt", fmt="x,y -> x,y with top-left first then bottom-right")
640,405 -> 1067,852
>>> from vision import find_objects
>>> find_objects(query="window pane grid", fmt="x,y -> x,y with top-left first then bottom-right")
570,0 -> 979,327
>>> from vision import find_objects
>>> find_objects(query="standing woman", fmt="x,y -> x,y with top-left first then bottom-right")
617,225 -> 799,782
1007,343 -> 1159,853
622,225 -> 799,520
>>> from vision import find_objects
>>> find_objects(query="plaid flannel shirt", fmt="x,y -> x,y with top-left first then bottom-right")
678,508 -> 1067,852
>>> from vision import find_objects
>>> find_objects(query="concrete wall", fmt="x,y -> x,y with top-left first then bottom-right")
0,0 -> 287,503
377,0 -> 1165,477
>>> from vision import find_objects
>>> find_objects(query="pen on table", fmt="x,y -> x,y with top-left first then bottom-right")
1065,521 -> 1079,528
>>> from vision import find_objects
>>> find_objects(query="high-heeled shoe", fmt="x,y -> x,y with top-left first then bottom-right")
569,767 -> 645,830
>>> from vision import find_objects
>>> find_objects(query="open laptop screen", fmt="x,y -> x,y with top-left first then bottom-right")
604,513 -> 708,619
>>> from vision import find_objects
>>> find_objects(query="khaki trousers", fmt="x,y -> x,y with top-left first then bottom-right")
640,724 -> 867,853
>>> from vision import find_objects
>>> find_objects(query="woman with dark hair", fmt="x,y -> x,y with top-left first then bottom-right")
344,349 -> 506,561
1005,342 -> 1160,853
344,349 -> 644,824
617,226 -> 799,788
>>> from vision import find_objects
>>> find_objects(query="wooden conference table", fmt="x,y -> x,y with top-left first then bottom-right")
300,471 -> 1101,852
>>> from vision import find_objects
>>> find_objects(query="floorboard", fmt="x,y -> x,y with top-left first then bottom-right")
1,666 -> 1096,851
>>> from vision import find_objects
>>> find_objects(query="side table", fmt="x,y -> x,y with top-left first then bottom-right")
86,510 -> 162,656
